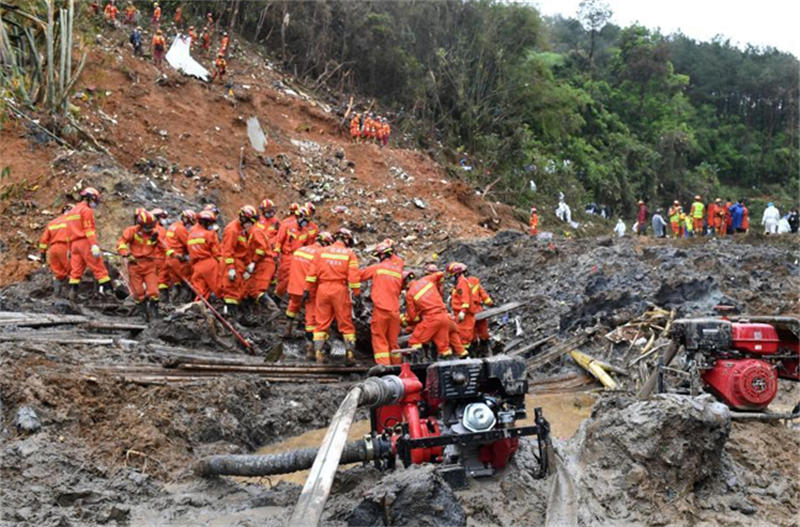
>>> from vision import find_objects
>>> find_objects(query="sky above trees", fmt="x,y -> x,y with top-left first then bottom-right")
532,0 -> 799,56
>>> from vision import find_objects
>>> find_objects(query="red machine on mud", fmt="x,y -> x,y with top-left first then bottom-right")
669,316 -> 799,412
367,356 -> 551,486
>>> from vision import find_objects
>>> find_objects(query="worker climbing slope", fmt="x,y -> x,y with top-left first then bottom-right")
65,187 -> 111,299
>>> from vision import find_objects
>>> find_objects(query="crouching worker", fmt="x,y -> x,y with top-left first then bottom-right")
402,270 -> 456,360
117,209 -> 161,321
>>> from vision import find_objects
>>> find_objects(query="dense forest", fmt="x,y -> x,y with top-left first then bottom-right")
9,0 -> 800,214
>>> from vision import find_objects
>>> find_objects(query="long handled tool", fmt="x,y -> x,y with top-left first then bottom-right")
180,277 -> 258,355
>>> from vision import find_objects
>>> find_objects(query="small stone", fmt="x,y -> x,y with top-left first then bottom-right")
15,406 -> 41,434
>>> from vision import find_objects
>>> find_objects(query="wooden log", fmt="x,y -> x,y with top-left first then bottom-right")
475,301 -> 526,321
509,334 -> 557,357
526,331 -> 593,373
0,335 -> 115,345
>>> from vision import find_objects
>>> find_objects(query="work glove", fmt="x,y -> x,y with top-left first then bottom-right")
40,252 -> 47,264
91,244 -> 101,258
301,290 -> 310,305
246,262 -> 255,274
227,269 -> 236,281
458,310 -> 466,322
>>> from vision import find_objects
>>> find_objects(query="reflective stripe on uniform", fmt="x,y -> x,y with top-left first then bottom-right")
376,269 -> 402,279
413,282 -> 433,301
224,257 -> 235,264
305,276 -> 317,283
188,238 -> 206,245
295,250 -> 314,260
320,252 -> 348,261
349,282 -> 361,289
48,223 -> 67,231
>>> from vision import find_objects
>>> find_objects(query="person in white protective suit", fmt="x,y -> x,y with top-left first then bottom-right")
614,219 -> 626,237
761,202 -> 780,234
555,199 -> 571,223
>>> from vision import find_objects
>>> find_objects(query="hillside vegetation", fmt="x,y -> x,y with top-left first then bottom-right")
195,0 -> 798,215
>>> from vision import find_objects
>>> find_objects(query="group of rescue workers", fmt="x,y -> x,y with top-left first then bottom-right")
349,113 -> 391,147
95,1 -> 230,81
38,189 -> 494,367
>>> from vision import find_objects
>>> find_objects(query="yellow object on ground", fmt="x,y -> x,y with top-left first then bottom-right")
569,350 -> 618,390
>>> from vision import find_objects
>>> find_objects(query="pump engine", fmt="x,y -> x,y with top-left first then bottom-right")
671,316 -> 799,411
366,355 -> 551,486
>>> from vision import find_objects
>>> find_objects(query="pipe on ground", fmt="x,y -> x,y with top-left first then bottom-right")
194,440 -> 369,477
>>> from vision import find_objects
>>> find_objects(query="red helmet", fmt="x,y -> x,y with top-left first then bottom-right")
318,231 -> 334,245
335,227 -> 354,246
259,198 -> 275,213
180,209 -> 196,224
136,209 -> 156,229
150,207 -> 168,219
531,206 -> 537,213
80,187 -> 101,201
445,262 -> 467,276
239,205 -> 258,223
423,263 -> 439,275
198,210 -> 216,223
372,239 -> 394,258
289,202 -> 301,216
304,201 -> 316,216
402,270 -> 416,283
203,203 -> 220,215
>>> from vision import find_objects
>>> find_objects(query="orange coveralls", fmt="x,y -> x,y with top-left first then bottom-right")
246,217 -> 278,301
65,202 -> 110,286
422,272 -> 466,357
467,275 -> 493,341
350,115 -> 360,140
360,254 -> 404,365
221,219 -> 251,305
187,224 -> 220,299
305,241 -> 360,345
287,243 -> 320,332
153,223 -> 169,292
104,3 -> 118,22
124,5 -> 135,24
707,202 -> 718,234
529,212 -> 539,236
405,277 -> 451,357
451,275 -> 475,346
39,215 -> 70,281
117,225 -> 160,302
274,216 -> 305,296
164,220 -> 192,285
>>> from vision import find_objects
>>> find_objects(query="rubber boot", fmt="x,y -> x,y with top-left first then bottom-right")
259,293 -> 279,313
283,317 -> 295,339
344,340 -> 356,366
314,340 -> 327,364
138,302 -> 150,322
304,332 -> 315,361
68,283 -> 78,301
148,299 -> 160,320
53,279 -> 64,297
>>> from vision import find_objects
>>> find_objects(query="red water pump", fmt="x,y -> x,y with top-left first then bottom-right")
367,356 -> 550,486
673,317 -> 799,411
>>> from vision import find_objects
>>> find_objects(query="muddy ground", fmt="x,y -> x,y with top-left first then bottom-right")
1,232 -> 798,526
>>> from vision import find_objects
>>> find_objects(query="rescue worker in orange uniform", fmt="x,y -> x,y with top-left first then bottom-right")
221,205 -> 258,314
466,270 -> 494,356
305,228 -> 360,364
361,114 -> 372,141
741,201 -> 750,233
187,210 -> 221,300
446,262 -> 476,352
173,5 -> 182,28
403,270 -> 453,359
246,199 -> 280,306
421,263 -> 467,358
149,208 -> 170,299
529,206 -> 539,236
381,118 -> 390,147
151,2 -> 161,25
667,201 -> 681,236
360,239 -> 404,365
350,113 -> 361,143
65,188 -> 111,299
117,209 -> 161,320
706,198 -> 719,236
201,27 -> 211,56
152,29 -> 166,70
274,203 -> 304,296
187,26 -> 198,49
303,201 -> 319,242
220,32 -> 230,56
164,209 -> 195,302
720,200 -> 733,236
124,2 -> 135,25
39,205 -> 72,295
212,53 -> 227,83
712,198 -> 725,236
286,231 -> 331,357
104,1 -> 118,25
